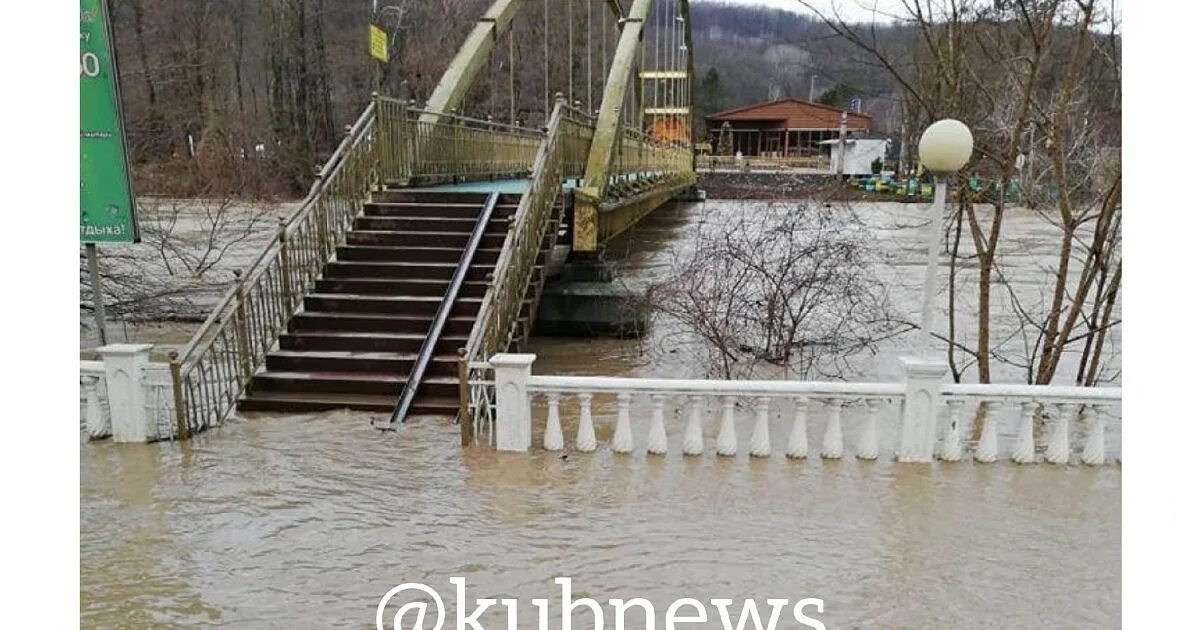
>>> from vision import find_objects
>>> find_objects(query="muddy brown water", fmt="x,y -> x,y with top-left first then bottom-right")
81,200 -> 1120,628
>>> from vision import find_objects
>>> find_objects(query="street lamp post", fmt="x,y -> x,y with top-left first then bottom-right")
895,118 -> 972,463
915,118 -> 974,357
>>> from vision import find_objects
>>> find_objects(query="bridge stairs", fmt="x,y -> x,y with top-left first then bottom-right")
237,189 -> 557,416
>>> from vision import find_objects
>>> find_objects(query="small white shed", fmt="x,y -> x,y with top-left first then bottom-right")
821,138 -> 890,176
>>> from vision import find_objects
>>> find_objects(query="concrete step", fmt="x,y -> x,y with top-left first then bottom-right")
302,294 -> 483,317
247,370 -> 460,397
335,245 -> 501,263
314,278 -> 489,297
279,331 -> 468,354
354,216 -> 510,232
363,202 -> 518,220
345,230 -> 507,249
264,350 -> 459,376
237,391 -> 459,415
371,190 -> 523,205
289,311 -> 477,335
322,261 -> 498,281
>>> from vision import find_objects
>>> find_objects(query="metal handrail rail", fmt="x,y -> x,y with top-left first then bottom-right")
457,98 -> 595,443
169,94 -> 554,439
387,192 -> 501,426
176,101 -> 378,366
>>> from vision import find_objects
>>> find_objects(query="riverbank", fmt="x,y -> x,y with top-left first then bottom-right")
697,170 -> 938,203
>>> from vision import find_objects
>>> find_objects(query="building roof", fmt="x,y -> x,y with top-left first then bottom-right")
706,98 -> 872,130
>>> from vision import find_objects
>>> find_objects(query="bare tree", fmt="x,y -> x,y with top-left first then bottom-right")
648,200 -> 910,380
803,0 -> 1121,385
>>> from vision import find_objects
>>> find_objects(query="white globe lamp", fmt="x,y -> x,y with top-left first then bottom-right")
918,119 -> 974,174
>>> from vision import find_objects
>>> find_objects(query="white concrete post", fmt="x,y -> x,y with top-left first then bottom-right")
491,353 -> 536,452
898,356 -> 946,462
98,344 -> 155,443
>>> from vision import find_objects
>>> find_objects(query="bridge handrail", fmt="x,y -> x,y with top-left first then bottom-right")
175,100 -> 378,366
457,97 -> 595,444
169,98 -> 383,437
374,96 -> 545,185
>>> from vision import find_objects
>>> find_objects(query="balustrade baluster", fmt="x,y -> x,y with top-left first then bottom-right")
786,397 -> 809,459
749,397 -> 771,457
940,399 -> 965,462
1012,401 -> 1038,464
857,399 -> 881,460
716,396 -> 737,456
682,395 -> 704,456
84,376 -> 108,439
647,394 -> 668,455
612,392 -> 634,454
821,399 -> 844,459
1044,403 -> 1072,465
1081,405 -> 1106,465
576,393 -> 597,452
975,401 -> 998,463
544,393 -> 564,451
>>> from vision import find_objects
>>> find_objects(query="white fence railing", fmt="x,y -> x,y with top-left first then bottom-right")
486,354 -> 1121,465
81,344 -> 179,443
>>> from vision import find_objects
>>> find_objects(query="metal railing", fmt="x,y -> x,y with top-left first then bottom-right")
375,96 -> 543,185
605,126 -> 693,199
169,100 -> 381,438
169,96 -> 550,439
459,98 -> 595,445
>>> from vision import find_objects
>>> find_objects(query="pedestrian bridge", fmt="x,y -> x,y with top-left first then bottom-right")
166,0 -> 698,439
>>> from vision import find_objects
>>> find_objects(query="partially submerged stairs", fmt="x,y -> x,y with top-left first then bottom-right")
238,190 -> 554,416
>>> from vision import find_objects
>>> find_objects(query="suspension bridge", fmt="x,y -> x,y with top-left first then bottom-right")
165,0 -> 698,441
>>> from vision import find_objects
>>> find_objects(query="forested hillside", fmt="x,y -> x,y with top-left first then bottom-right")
107,0 -> 905,196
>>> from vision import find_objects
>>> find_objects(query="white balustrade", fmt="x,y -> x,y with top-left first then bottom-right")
749,397 -> 771,457
576,393 -> 597,452
682,395 -> 705,456
1044,403 -> 1071,465
491,354 -> 1121,465
786,398 -> 809,459
820,399 -> 844,459
647,394 -> 669,455
940,399 -> 965,462
543,392 -> 564,451
612,392 -> 634,454
80,346 -> 179,443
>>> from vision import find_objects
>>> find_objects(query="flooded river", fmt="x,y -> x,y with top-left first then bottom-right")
81,200 -> 1121,628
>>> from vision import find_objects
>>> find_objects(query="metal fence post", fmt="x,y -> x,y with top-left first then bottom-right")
277,217 -> 292,315
169,350 -> 189,440
232,270 -> 253,383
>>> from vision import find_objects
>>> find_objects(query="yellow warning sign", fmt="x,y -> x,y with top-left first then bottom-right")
369,24 -> 388,62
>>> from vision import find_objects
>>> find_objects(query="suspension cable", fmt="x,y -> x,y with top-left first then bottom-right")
543,0 -> 549,122
509,27 -> 515,125
601,6 -> 607,116
568,0 -> 574,105
587,0 -> 593,113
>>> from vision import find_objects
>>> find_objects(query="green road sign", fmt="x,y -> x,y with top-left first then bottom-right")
81,0 -> 138,243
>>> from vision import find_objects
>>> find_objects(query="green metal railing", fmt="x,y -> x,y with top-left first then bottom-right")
605,125 -> 693,198
168,97 -> 549,439
459,98 -> 595,445
375,96 -> 543,185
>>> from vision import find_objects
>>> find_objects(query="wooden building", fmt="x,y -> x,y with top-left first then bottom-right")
706,98 -> 872,158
